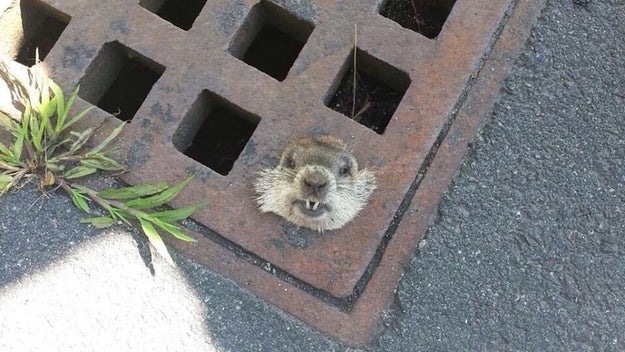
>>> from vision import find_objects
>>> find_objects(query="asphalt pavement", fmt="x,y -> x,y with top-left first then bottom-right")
1,0 -> 624,351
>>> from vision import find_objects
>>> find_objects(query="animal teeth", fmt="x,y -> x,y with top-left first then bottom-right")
304,199 -> 320,211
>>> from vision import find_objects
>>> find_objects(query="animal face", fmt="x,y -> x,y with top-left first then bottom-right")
254,136 -> 376,232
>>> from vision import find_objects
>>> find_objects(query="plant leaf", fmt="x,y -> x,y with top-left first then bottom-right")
139,217 -> 174,265
80,216 -> 115,228
67,127 -> 95,154
61,105 -> 94,133
0,173 -> 13,194
109,207 -> 132,227
28,106 -> 43,152
86,122 -> 125,156
11,116 -> 25,160
149,202 -> 204,223
56,85 -> 79,133
43,85 -> 58,137
48,79 -> 65,132
0,143 -> 15,161
46,162 -> 63,172
64,165 -> 97,179
0,110 -> 16,131
36,75 -> 55,122
80,155 -> 124,171
68,187 -> 90,213
0,160 -> 20,171
98,182 -> 169,200
152,218 -> 196,242
125,175 -> 194,209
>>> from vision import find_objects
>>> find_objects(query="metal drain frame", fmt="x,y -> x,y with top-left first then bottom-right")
0,0 -> 545,346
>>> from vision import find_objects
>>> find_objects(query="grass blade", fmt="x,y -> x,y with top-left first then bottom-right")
150,202 -> 204,223
110,208 -> 132,227
125,175 -> 193,209
0,142 -> 14,160
139,217 -> 174,265
64,165 -> 97,179
152,219 -> 196,242
58,85 -> 80,132
68,187 -> 91,213
86,122 -> 125,156
0,111 -> 16,131
67,127 -> 95,154
12,123 -> 24,160
48,80 -> 65,132
80,216 -> 115,228
28,107 -> 43,152
0,160 -> 20,171
0,173 -> 13,193
80,155 -> 124,172
61,105 -> 94,133
98,182 -> 169,200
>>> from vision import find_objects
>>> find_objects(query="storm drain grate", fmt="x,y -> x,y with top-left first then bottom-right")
77,41 -> 166,122
0,0 -> 544,347
326,48 -> 411,134
380,0 -> 457,38
0,0 -> 71,66
139,0 -> 208,30
228,0 -> 315,81
173,90 -> 261,176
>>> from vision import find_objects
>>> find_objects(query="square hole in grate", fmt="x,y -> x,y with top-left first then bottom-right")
326,48 -> 410,134
379,0 -> 457,39
139,0 -> 207,30
228,0 -> 314,81
77,41 -> 165,122
0,0 -> 71,66
173,90 -> 260,175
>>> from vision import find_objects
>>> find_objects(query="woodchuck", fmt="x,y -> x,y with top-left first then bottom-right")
254,136 -> 376,232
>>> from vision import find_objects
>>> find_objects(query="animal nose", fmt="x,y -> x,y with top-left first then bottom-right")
304,171 -> 328,193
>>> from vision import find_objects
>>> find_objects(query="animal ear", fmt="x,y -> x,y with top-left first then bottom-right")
337,155 -> 355,176
314,135 -> 350,151
279,148 -> 294,168
283,155 -> 296,168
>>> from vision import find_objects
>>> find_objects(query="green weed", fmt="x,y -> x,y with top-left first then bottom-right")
0,55 -> 201,264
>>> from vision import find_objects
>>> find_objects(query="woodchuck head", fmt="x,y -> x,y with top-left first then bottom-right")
254,136 -> 376,232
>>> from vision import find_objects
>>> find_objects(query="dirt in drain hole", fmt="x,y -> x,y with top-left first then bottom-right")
380,0 -> 456,39
328,68 -> 404,135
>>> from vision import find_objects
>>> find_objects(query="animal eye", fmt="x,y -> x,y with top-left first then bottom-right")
284,157 -> 295,169
339,165 -> 351,176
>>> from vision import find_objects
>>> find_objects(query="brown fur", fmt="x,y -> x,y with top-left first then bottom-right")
254,136 -> 376,232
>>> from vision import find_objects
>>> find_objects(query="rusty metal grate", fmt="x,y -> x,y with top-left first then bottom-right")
139,0 -> 208,30
78,41 -> 166,122
0,0 -> 71,66
326,47 -> 411,134
380,0 -> 457,38
173,90 -> 261,176
229,0 -> 315,81
0,0 -> 544,346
